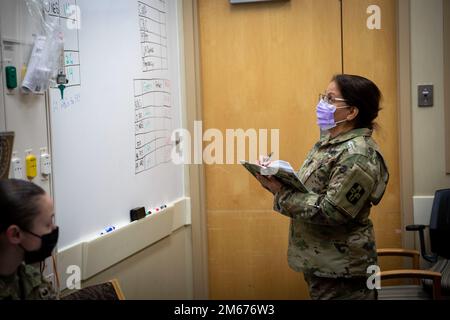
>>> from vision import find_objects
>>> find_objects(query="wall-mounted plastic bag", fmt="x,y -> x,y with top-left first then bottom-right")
21,0 -> 64,93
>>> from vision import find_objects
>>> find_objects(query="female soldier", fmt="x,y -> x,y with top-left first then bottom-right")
0,179 -> 58,300
257,74 -> 389,300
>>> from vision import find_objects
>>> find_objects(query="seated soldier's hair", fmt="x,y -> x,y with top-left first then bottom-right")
0,179 -> 46,232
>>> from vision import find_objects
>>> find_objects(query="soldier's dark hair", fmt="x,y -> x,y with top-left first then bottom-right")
0,179 -> 46,233
332,74 -> 382,130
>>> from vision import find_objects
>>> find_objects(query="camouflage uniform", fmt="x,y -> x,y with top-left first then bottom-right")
0,263 -> 56,300
273,128 -> 389,300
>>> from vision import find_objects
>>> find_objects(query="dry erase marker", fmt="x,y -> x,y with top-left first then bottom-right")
151,206 -> 162,213
147,204 -> 167,216
101,226 -> 116,235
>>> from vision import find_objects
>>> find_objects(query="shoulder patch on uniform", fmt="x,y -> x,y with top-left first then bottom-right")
346,183 -> 366,205
347,141 -> 356,154
346,137 -> 369,156
328,162 -> 375,219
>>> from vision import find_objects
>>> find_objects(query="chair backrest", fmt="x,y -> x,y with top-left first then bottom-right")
61,279 -> 125,300
430,189 -> 450,259
0,132 -> 14,179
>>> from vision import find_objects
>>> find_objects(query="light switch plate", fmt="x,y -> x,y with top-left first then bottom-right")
418,85 -> 434,107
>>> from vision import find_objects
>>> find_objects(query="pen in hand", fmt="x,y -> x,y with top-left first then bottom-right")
261,152 -> 273,167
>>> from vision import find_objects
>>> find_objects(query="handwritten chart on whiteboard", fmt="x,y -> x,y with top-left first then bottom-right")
134,0 -> 173,174
49,0 -> 184,249
134,78 -> 172,174
138,1 -> 168,72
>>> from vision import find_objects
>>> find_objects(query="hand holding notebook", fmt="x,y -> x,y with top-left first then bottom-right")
240,158 -> 309,193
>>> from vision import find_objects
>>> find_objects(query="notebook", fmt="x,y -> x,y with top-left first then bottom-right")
240,159 -> 309,193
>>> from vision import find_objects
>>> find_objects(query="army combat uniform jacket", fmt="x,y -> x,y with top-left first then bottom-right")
273,128 -> 389,278
0,263 -> 56,300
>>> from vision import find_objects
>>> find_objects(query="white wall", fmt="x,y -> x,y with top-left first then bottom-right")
411,0 -> 450,224
0,0 -> 52,194
80,226 -> 193,300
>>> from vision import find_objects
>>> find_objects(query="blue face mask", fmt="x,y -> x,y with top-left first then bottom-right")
316,99 -> 350,131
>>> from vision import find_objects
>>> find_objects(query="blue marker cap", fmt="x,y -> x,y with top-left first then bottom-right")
101,226 -> 116,235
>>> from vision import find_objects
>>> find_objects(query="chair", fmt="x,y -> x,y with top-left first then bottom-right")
376,248 -> 442,300
61,278 -> 125,300
376,188 -> 450,300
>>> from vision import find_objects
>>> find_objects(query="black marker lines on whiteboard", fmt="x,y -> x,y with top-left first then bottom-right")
134,79 -> 172,174
134,0 -> 173,175
138,0 -> 168,72
138,0 -> 167,14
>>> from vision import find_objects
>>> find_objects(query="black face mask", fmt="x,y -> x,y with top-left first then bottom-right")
20,227 -> 59,264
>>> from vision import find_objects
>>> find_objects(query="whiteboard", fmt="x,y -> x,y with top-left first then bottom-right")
48,0 -> 184,249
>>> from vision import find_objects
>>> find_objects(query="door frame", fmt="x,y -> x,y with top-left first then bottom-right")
396,0 -> 415,252
182,0 -> 209,299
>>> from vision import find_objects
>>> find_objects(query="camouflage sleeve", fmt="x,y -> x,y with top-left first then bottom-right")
273,154 -> 377,225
